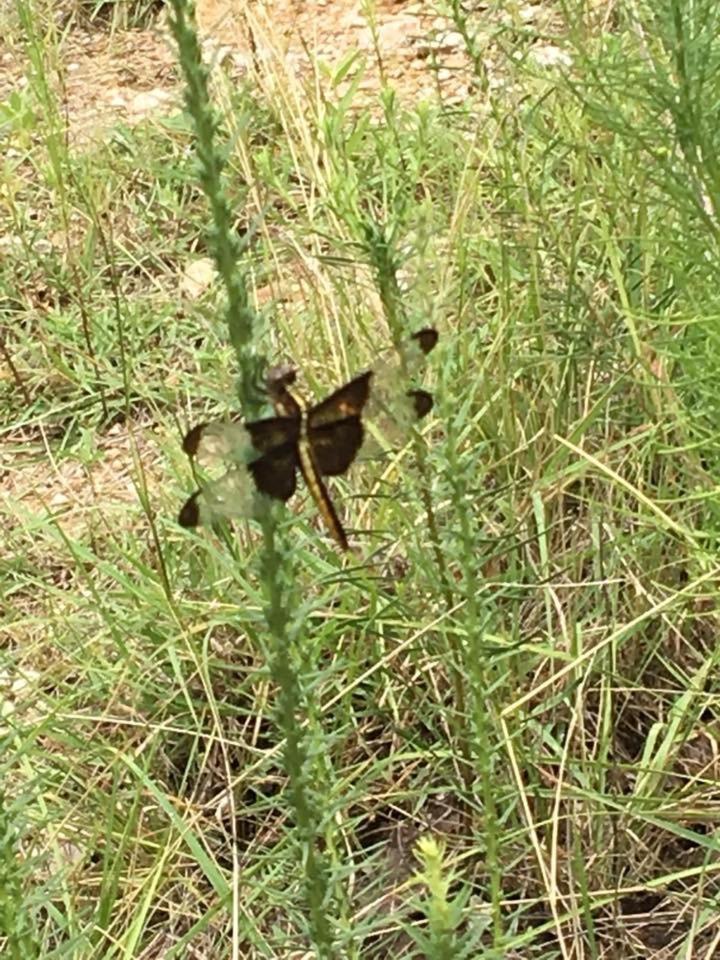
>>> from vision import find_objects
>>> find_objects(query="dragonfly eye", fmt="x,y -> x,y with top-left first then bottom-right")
265,364 -> 301,418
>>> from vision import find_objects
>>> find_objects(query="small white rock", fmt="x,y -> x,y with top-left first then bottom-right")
531,44 -> 572,68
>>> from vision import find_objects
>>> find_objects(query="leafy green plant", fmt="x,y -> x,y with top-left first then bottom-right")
0,793 -> 40,960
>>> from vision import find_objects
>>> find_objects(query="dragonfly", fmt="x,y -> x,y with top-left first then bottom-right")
178,328 -> 438,550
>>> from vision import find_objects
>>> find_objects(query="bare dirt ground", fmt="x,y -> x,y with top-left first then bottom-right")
1,1 -> 568,142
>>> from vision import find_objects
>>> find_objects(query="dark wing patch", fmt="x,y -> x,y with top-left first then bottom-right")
244,416 -> 301,455
178,490 -> 201,527
408,388 -> 434,420
304,371 -> 372,476
247,442 -> 299,501
411,327 -> 439,357
308,417 -> 365,475
306,372 -> 373,428
182,423 -> 207,457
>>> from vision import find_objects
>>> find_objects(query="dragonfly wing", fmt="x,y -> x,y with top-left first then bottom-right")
247,442 -> 300,501
305,372 -> 372,475
307,372 -> 373,428
184,415 -> 300,463
178,442 -> 301,528
183,419 -> 252,463
307,417 -> 365,475
180,414 -> 301,527
178,465 -> 258,527
363,327 -> 438,449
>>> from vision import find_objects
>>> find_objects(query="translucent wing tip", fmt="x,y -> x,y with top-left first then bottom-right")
178,491 -> 200,527
412,328 -> 438,356
409,389 -> 434,419
182,423 -> 206,457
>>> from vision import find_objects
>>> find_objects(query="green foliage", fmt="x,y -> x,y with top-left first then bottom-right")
0,795 -> 40,960
3,0 -> 720,956
408,837 -> 481,959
